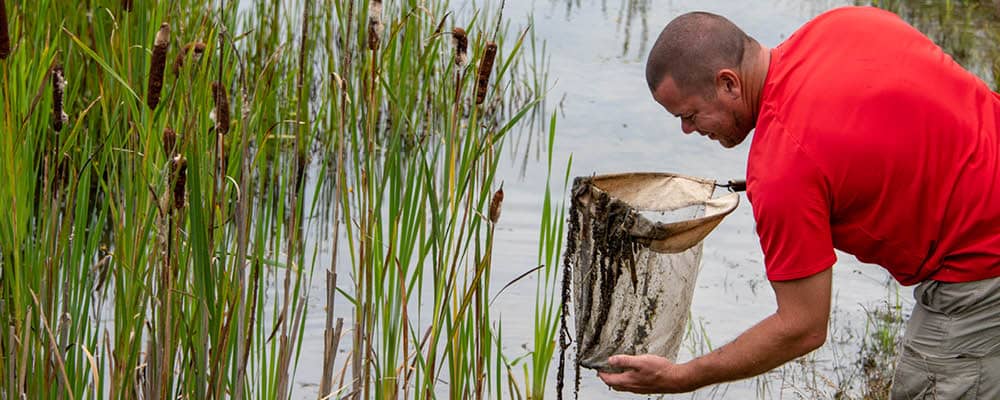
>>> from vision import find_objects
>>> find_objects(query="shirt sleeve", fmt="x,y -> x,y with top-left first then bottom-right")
748,152 -> 837,281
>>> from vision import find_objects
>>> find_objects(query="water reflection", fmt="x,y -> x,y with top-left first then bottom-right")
862,0 -> 1000,90
615,0 -> 651,60
555,0 -> 652,60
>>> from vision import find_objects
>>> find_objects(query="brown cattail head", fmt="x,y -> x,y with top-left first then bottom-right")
171,155 -> 187,210
211,82 -> 230,135
367,0 -> 383,51
122,0 -> 133,12
162,127 -> 177,158
146,23 -> 170,110
489,184 -> 504,224
51,65 -> 68,132
475,42 -> 498,105
172,42 -> 206,74
452,28 -> 468,67
0,0 -> 10,59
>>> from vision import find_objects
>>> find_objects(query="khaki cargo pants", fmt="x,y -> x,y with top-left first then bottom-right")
890,276 -> 1000,399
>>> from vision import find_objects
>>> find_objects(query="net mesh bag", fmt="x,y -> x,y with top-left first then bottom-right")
557,172 -> 739,395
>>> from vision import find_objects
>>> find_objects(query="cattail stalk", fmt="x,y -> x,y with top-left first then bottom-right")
122,0 -> 133,12
211,82 -> 230,135
367,0 -> 383,51
0,0 -> 10,59
172,42 -> 206,74
147,23 -> 169,109
475,42 -> 498,105
51,65 -> 67,132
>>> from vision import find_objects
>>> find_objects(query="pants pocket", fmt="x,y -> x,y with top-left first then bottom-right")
891,346 -> 980,400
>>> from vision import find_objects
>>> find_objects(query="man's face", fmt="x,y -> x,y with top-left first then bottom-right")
651,75 -> 750,148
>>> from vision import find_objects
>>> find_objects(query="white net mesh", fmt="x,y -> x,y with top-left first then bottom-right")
558,172 -> 739,394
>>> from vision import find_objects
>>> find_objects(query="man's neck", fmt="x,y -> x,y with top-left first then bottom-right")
742,45 -> 771,126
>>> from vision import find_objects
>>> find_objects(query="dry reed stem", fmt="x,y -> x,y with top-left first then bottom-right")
162,127 -> 176,158
211,82 -> 230,135
367,0 -> 383,50
0,0 -> 10,59
452,28 -> 467,67
146,23 -> 169,110
172,42 -> 206,74
475,42 -> 497,105
51,65 -> 67,132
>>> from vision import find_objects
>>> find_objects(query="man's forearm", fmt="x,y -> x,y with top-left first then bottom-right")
683,309 -> 827,390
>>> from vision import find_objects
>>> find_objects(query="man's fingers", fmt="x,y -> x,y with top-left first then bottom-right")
607,354 -> 637,370
597,370 -> 631,387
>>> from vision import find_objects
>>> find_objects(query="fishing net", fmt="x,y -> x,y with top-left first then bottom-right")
557,172 -> 740,396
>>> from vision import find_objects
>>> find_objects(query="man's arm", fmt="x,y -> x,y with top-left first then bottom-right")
598,267 -> 832,394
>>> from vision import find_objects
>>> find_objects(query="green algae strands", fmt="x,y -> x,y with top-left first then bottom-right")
51,65 -> 67,132
173,42 -> 206,74
211,82 -> 230,135
475,42 -> 497,105
147,23 -> 170,110
0,0 -> 9,59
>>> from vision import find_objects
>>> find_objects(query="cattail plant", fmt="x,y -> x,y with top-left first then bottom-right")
367,0 -> 383,50
452,27 -> 468,67
489,184 -> 503,224
51,65 -> 67,132
147,23 -> 170,109
0,0 -> 10,59
211,82 -> 230,135
173,42 -> 206,74
122,0 -> 133,12
170,155 -> 187,210
475,42 -> 498,105
162,127 -> 177,158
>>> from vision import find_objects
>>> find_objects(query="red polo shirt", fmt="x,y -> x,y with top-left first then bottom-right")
748,6 -> 1000,285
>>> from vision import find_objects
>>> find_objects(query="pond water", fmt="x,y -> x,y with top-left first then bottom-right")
292,0 -> 1000,398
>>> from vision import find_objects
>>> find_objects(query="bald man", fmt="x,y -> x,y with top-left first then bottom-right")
598,6 -> 1000,399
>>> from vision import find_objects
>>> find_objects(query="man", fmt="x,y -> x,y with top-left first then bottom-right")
598,6 -> 1000,398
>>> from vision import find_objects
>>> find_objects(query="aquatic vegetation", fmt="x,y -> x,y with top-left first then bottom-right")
0,0 -> 557,399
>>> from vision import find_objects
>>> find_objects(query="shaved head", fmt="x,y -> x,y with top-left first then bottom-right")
646,12 -> 758,97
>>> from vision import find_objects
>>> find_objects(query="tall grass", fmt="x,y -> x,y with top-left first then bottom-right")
0,0 -> 558,399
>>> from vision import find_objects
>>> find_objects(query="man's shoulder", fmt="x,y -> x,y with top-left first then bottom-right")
802,6 -> 902,34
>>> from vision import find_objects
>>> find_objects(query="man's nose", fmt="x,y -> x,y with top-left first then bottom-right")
681,120 -> 695,134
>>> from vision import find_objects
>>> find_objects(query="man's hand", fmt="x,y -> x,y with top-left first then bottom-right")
599,268 -> 833,395
597,354 -> 696,394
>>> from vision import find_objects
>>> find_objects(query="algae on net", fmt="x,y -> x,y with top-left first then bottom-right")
557,176 -> 647,399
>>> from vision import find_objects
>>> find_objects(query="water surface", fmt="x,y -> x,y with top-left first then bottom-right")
294,0 -> 1000,398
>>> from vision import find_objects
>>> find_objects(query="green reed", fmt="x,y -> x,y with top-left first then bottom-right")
1,0 -> 561,399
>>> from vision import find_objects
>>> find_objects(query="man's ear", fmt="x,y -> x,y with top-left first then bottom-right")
716,69 -> 741,98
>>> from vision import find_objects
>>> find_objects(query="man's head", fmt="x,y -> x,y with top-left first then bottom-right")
646,12 -> 763,148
